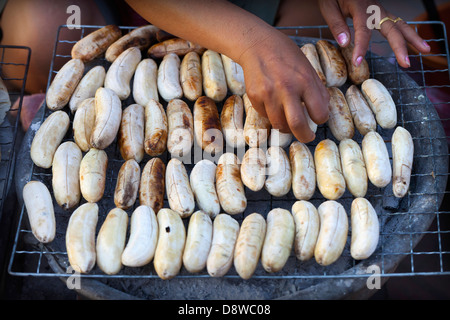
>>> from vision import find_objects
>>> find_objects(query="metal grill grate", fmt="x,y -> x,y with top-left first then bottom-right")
0,45 -> 31,220
7,22 -> 450,288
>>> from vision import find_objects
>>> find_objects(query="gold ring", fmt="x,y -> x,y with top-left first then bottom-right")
379,17 -> 403,28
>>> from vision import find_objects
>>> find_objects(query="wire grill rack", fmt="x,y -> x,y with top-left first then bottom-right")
0,45 -> 30,220
7,22 -> 450,289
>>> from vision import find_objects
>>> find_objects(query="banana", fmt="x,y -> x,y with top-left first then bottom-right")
220,94 -> 246,149
118,104 -> 145,163
166,158 -> 195,218
52,141 -> 82,210
207,213 -> 240,277
265,146 -> 292,197
105,25 -> 159,63
71,25 -> 122,62
291,200 -> 319,261
339,138 -> 368,198
361,131 -> 392,188
243,93 -> 271,148
90,87 -> 122,150
104,46 -> 141,100
240,147 -> 267,192
193,96 -> 223,154
72,98 -> 96,152
315,200 -> 348,266
314,139 -> 346,200
289,141 -> 316,201
315,40 -> 347,87
30,110 -> 70,169
189,159 -> 220,219
221,54 -> 246,96
350,197 -> 379,260
202,50 -> 228,102
122,205 -> 159,267
69,65 -> 105,113
114,159 -> 141,210
301,43 -> 327,85
79,148 -> 108,203
183,211 -> 213,273
180,51 -> 203,101
96,208 -> 128,275
22,181 -> 55,243
66,203 -> 98,274
167,99 -> 194,158
216,153 -> 247,215
345,84 -> 377,136
154,208 -> 186,280
133,58 -> 159,107
392,126 -> 414,198
144,99 -> 168,157
139,157 -> 166,214
327,87 -> 355,141
261,208 -> 295,273
269,129 -> 293,149
234,213 -> 266,280
157,52 -> 183,102
361,78 -> 397,129
340,43 -> 370,85
46,58 -> 85,111
148,37 -> 206,59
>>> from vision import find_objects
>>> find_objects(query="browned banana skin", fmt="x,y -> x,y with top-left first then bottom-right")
340,43 -> 370,85
148,38 -> 206,59
316,40 -> 348,87
71,25 -> 122,63
105,25 -> 159,62
139,157 -> 166,214
194,96 -> 223,152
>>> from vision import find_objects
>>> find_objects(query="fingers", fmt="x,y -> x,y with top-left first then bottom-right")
318,0 -> 351,47
378,16 -> 410,68
394,19 -> 431,54
301,76 -> 330,126
379,14 -> 431,68
384,22 -> 410,67
283,95 -> 316,143
264,102 -> 290,133
284,75 -> 329,143
247,93 -> 268,118
350,11 -> 372,67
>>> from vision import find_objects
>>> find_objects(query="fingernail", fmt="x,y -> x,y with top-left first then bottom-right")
423,40 -> 430,49
405,55 -> 411,67
337,32 -> 348,46
355,56 -> 363,67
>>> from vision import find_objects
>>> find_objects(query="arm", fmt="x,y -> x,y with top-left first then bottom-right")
125,0 -> 330,143
125,0 -> 273,63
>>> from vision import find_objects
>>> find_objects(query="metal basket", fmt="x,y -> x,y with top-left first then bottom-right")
0,45 -> 31,219
7,22 -> 450,299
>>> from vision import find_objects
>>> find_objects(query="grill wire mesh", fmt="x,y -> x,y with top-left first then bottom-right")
7,22 -> 450,287
0,45 -> 31,220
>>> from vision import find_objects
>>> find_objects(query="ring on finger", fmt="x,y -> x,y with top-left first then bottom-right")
379,16 -> 403,29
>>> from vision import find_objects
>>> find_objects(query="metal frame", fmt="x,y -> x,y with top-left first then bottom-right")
0,45 -> 31,219
7,22 -> 450,282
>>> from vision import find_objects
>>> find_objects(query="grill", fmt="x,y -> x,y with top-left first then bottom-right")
6,22 -> 450,299
0,45 -> 31,219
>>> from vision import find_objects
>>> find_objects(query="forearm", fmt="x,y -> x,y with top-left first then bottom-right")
125,0 -> 279,63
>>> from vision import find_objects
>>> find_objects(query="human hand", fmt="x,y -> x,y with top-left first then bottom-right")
318,0 -> 431,68
237,28 -> 330,143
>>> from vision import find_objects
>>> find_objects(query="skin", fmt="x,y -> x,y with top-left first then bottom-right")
0,0 -> 430,142
125,0 -> 429,143
0,0 -> 107,94
317,0 -> 430,68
